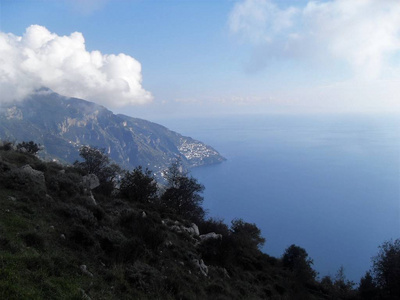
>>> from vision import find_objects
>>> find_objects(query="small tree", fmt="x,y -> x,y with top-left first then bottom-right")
282,244 -> 317,282
230,218 -> 265,250
17,141 -> 41,154
74,146 -> 121,196
358,271 -> 377,300
119,166 -> 158,203
75,146 -> 110,175
333,265 -> 355,297
372,239 -> 400,298
160,160 -> 205,223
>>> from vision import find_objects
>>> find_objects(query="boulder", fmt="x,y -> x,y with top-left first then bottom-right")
193,259 -> 208,276
191,223 -> 200,236
82,174 -> 100,190
80,264 -> 93,277
20,165 -> 45,184
199,232 -> 222,242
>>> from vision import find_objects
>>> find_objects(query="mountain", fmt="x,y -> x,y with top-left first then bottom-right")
0,90 -> 225,174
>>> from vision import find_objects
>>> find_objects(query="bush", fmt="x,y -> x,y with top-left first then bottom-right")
372,239 -> 400,298
282,244 -> 316,283
16,141 -> 41,155
230,218 -> 265,250
160,161 -> 206,223
46,172 -> 83,198
119,210 -> 166,250
68,224 -> 96,248
74,146 -> 121,196
119,166 -> 158,203
20,231 -> 45,250
198,218 -> 230,236
0,140 -> 15,151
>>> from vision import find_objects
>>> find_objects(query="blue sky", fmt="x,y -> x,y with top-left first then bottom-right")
1,0 -> 400,119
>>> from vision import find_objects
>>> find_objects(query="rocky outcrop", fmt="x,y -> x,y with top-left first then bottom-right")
164,220 -> 200,236
82,174 -> 100,190
193,259 -> 208,276
199,232 -> 222,242
20,165 -> 45,184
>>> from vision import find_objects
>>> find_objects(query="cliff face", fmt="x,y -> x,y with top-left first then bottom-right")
0,90 -> 225,173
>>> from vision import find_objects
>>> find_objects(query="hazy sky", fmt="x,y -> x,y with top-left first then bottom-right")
1,0 -> 400,119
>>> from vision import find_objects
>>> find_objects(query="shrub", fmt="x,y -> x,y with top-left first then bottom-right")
46,172 -> 83,198
74,146 -> 122,196
119,210 -> 166,250
119,166 -> 158,203
372,239 -> 400,298
282,244 -> 316,283
198,218 -> 230,236
68,224 -> 96,248
16,141 -> 41,155
160,161 -> 206,223
0,140 -> 15,151
20,231 -> 45,250
231,218 -> 265,250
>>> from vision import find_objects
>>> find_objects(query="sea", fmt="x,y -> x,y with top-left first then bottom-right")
155,113 -> 400,282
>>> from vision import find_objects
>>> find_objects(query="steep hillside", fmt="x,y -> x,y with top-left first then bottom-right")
0,145 -> 337,300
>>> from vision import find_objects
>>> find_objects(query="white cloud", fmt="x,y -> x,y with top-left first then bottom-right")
229,0 -> 400,79
0,25 -> 153,107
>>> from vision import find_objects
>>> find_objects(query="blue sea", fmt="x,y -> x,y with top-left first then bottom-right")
156,114 -> 400,282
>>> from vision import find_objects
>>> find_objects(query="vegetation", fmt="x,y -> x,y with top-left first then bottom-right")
0,141 -> 398,299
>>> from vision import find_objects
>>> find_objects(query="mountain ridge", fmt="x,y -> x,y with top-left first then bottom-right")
0,90 -> 225,175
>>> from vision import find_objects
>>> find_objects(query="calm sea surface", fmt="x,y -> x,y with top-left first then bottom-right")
155,114 -> 400,282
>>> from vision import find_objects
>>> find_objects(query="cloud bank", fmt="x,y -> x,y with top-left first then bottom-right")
0,25 -> 153,107
229,0 -> 400,78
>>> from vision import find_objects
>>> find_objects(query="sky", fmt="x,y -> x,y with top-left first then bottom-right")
1,0 -> 400,119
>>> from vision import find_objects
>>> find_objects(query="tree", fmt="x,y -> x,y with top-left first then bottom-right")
282,244 -> 317,282
75,146 -> 110,175
74,146 -> 121,196
160,160 -> 205,223
119,166 -> 158,203
372,239 -> 400,298
230,218 -> 265,250
359,271 -> 377,300
17,141 -> 41,154
333,265 -> 355,298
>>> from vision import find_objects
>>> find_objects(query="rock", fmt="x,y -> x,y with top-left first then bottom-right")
80,265 -> 93,277
18,147 -> 27,153
60,234 -> 66,239
141,211 -> 147,218
199,232 -> 222,242
191,223 -> 199,236
20,165 -> 45,184
79,288 -> 92,300
223,268 -> 230,279
168,220 -> 200,236
82,174 -> 100,190
88,191 -> 97,205
8,196 -> 16,202
193,259 -> 208,276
